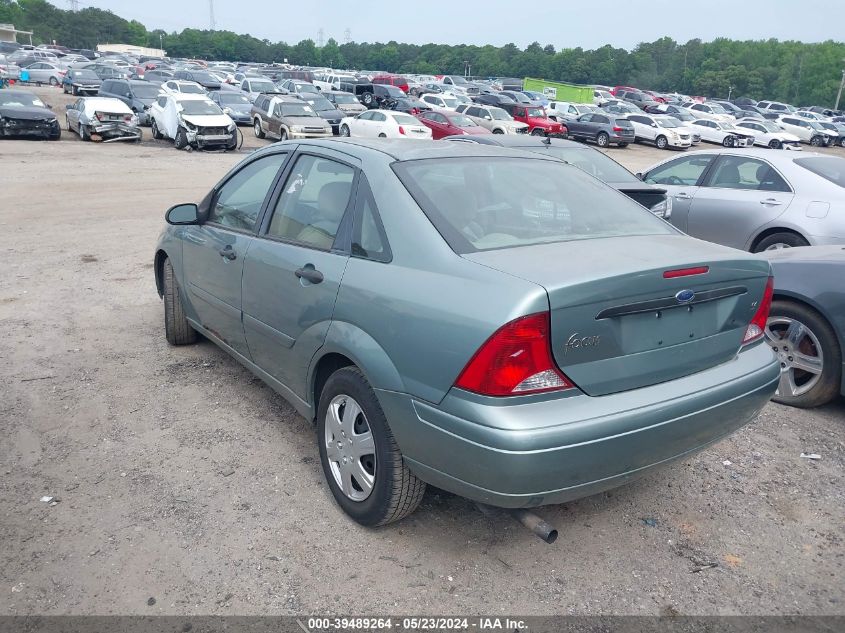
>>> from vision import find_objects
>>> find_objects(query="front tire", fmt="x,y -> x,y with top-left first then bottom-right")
753,232 -> 810,252
766,301 -> 841,408
769,139 -> 782,149
317,367 -> 426,526
174,126 -> 188,150
151,120 -> 163,139
253,119 -> 265,139
596,131 -> 610,147
280,129 -> 288,141
162,258 -> 198,346
722,135 -> 734,147
340,124 -> 350,137
492,128 -> 504,134
530,127 -> 545,136
655,135 -> 668,150
809,135 -> 823,147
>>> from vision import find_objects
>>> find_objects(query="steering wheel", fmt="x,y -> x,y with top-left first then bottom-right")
660,175 -> 684,185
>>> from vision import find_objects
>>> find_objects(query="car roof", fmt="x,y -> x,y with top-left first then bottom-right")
440,135 -> 583,149
171,93 -> 211,102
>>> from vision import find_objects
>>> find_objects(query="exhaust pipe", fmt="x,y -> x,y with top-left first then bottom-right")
476,503 -> 558,544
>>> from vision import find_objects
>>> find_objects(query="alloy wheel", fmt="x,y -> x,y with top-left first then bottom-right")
324,395 -> 377,502
764,243 -> 790,251
765,317 -> 824,398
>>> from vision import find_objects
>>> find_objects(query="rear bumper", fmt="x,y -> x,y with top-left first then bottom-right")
90,122 -> 141,141
610,133 -> 635,144
378,343 -> 778,508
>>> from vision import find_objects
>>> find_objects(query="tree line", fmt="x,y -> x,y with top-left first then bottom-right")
2,0 -> 843,106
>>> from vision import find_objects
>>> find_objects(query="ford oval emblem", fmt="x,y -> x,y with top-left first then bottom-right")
676,289 -> 696,304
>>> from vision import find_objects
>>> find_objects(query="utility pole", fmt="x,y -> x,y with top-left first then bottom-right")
208,0 -> 216,30
68,0 -> 80,10
835,69 -> 845,111
344,28 -> 351,44
317,28 -> 325,47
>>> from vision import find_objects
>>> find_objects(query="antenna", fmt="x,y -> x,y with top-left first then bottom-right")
317,28 -> 325,47
344,28 -> 351,44
208,0 -> 216,30
68,0 -> 80,10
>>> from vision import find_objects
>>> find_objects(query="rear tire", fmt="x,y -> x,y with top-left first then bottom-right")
340,124 -> 350,137
49,76 -> 58,86
378,133 -> 387,138
151,120 -> 163,140
753,232 -> 810,252
162,258 -> 197,346
317,367 -> 426,526
80,125 -> 90,142
280,129 -> 288,141
767,300 -> 841,409
596,131 -> 610,147
655,135 -> 668,149
361,92 -> 374,107
617,142 -> 628,148
492,128 -> 504,134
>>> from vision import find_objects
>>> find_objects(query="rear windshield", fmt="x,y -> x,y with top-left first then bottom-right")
527,146 -> 640,183
393,157 -> 673,253
794,156 -> 845,188
391,113 -> 418,125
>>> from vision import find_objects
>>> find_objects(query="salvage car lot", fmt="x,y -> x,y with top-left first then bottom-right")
0,90 -> 844,616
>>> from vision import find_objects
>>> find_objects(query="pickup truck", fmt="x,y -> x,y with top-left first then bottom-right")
313,72 -> 357,92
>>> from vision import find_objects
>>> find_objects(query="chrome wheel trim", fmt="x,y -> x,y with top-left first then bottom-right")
765,316 -> 824,398
324,395 -> 376,502
764,243 -> 791,251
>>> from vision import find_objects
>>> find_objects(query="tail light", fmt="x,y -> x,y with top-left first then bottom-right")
124,115 -> 132,122
612,126 -> 624,132
743,276 -> 774,345
455,312 -> 574,397
398,125 -> 406,135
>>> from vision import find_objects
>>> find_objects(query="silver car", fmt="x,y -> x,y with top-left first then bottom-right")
23,61 -> 65,86
640,149 -> 845,252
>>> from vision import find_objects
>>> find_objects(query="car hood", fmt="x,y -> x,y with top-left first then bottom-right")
72,77 -> 101,84
0,105 -> 56,120
284,116 -> 329,127
182,113 -> 232,127
223,103 -> 252,113
315,108 -> 345,120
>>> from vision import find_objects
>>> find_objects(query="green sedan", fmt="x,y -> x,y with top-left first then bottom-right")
154,139 -> 779,527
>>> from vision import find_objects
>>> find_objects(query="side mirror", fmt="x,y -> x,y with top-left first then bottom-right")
166,203 -> 199,225
635,172 -> 644,181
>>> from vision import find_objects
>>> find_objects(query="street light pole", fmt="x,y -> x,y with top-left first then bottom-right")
835,68 -> 845,111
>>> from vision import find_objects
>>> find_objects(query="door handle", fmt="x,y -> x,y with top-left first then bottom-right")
295,266 -> 324,284
674,192 -> 692,200
218,245 -> 237,260
760,198 -> 783,206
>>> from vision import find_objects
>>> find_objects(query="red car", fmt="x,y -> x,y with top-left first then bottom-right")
611,85 -> 638,96
417,110 -> 491,139
372,74 -> 410,93
642,90 -> 667,104
500,104 -> 567,137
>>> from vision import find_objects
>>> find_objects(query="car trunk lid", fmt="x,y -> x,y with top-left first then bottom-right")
463,235 -> 771,396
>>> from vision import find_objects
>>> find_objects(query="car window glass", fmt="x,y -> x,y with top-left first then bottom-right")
644,156 -> 713,186
267,155 -> 355,250
352,178 -> 390,262
208,153 -> 288,231
579,114 -> 593,122
706,156 -> 791,192
372,112 -> 386,122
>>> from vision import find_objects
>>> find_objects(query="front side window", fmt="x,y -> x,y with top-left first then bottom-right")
267,155 -> 355,250
644,155 -> 714,186
208,153 -> 288,231
706,156 -> 791,193
394,157 -> 673,253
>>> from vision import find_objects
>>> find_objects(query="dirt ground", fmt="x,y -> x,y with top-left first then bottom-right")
0,85 -> 843,617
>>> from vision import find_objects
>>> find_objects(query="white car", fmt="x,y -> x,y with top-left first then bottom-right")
240,77 -> 281,103
626,113 -> 693,149
445,92 -> 473,106
687,102 -> 734,122
546,101 -> 595,123
593,89 -> 614,105
691,119 -> 755,147
455,104 -> 529,134
161,80 -> 207,96
775,115 -> 836,147
420,93 -> 461,111
795,110 -> 829,122
735,119 -> 802,149
148,93 -> 237,150
313,72 -> 356,92
817,121 -> 845,147
662,116 -> 701,145
338,110 -> 432,139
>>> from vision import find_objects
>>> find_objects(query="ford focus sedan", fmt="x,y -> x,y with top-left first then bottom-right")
155,140 -> 779,527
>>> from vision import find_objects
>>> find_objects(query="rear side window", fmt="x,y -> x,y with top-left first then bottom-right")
352,178 -> 390,263
706,156 -> 791,193
794,156 -> 845,188
393,157 -> 673,253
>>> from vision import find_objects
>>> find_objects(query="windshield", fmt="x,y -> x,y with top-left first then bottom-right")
508,92 -> 530,103
708,103 -> 727,114
391,113 -> 418,125
180,84 -> 205,94
672,111 -> 694,121
179,100 -> 223,115
794,156 -> 845,188
383,86 -> 405,97
488,107 -> 512,121
451,115 -> 478,128
0,92 -> 46,108
132,84 -> 161,99
449,76 -> 468,85
532,146 -> 639,183
218,93 -> 250,105
70,70 -> 98,80
280,103 -> 316,117
191,72 -> 218,83
808,121 -> 826,131
394,157 -> 672,253
249,80 -> 275,92
439,96 -> 458,108
525,107 -> 545,117
304,96 -> 334,111
331,93 -> 358,104
296,83 -> 320,93
758,121 -> 780,132
657,119 -> 681,128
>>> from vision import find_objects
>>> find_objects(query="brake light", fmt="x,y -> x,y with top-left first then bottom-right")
455,312 -> 574,397
613,126 -> 624,132
663,266 -> 709,278
398,125 -> 406,135
743,276 -> 773,345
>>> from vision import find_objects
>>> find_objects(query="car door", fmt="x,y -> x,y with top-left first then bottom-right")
67,99 -> 82,132
424,112 -> 447,138
351,110 -> 372,136
686,155 -> 794,250
241,150 -> 358,395
569,113 -> 592,138
181,151 -> 290,358
641,154 -> 716,231
627,114 -> 652,141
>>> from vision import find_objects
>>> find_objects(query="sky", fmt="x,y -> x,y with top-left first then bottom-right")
53,0 -> 839,51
